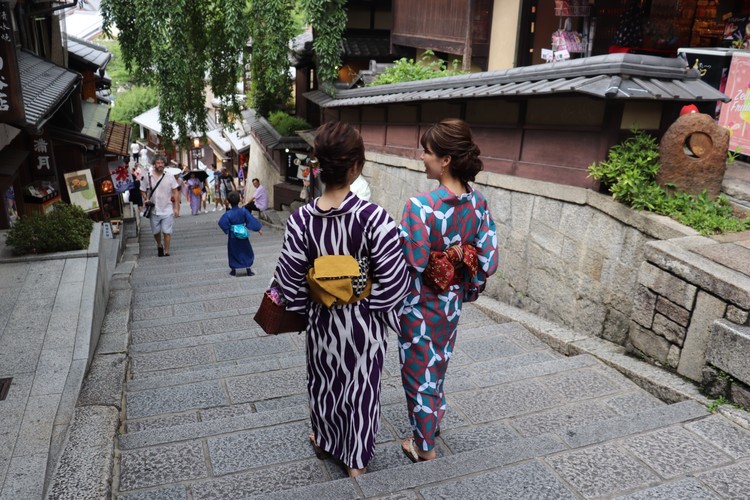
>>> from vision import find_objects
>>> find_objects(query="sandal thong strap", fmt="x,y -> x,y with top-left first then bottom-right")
401,438 -> 427,463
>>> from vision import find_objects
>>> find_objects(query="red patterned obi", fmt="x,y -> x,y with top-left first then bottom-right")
423,244 -> 479,293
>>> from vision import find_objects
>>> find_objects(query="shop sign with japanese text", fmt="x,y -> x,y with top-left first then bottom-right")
29,130 -> 57,179
0,1 -> 23,124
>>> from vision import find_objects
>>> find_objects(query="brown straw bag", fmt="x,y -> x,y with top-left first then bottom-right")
254,292 -> 306,335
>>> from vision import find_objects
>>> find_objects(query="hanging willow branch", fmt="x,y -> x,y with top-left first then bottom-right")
298,0 -> 347,94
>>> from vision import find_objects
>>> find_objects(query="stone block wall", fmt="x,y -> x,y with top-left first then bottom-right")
628,238 -> 750,388
364,151 -> 694,344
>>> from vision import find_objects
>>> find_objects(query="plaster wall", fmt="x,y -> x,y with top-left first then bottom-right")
245,134 -> 285,209
488,0 -> 522,70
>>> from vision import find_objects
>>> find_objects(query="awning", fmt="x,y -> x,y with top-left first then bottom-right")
80,101 -> 109,141
0,149 -> 28,177
65,34 -> 111,70
133,106 -> 162,135
104,121 -> 131,157
206,128 -> 232,158
224,127 -> 252,153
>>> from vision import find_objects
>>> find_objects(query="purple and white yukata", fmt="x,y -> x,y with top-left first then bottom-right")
274,192 -> 409,469
398,185 -> 499,452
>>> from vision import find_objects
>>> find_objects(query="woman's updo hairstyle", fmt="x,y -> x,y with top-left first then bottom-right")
420,118 -> 483,183
313,121 -> 365,186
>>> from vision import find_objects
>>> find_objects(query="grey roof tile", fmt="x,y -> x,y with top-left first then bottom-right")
65,34 -> 111,69
305,53 -> 729,108
17,50 -> 81,130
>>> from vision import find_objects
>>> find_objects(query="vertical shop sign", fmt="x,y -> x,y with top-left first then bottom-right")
718,52 -> 750,153
29,129 -> 57,180
0,1 -> 23,124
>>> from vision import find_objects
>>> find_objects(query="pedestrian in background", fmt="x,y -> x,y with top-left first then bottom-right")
272,121 -> 409,477
218,167 -> 236,210
186,172 -> 203,215
218,191 -> 262,276
243,178 -> 268,214
130,141 -> 140,163
140,155 -> 179,257
398,118 -> 499,463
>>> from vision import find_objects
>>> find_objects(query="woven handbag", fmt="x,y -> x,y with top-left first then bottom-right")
254,291 -> 306,335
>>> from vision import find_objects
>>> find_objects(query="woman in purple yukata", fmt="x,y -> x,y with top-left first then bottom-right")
186,172 -> 203,215
273,121 -> 409,477
398,118 -> 499,462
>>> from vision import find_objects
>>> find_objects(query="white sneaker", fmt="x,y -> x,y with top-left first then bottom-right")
203,209 -> 207,214
212,208 -> 216,212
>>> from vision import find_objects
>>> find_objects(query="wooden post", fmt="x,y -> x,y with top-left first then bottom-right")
462,0 -> 474,71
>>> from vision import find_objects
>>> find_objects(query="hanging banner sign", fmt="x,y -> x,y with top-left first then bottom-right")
29,129 -> 57,180
0,2 -> 24,124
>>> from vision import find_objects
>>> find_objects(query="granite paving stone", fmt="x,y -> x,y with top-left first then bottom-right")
118,442 -> 208,491
120,405 -> 310,450
252,393 -> 309,412
459,336 -> 525,362
202,315 -> 260,335
126,380 -> 228,419
246,477 -> 359,500
621,427 -> 732,478
190,459 -> 326,499
226,368 -> 307,403
697,460 -> 750,498
132,305 -> 175,322
685,414 -> 750,459
78,353 -> 127,408
127,413 -> 199,433
30,347 -> 72,396
561,400 -> 708,448
419,460 -> 577,499
207,421 -> 314,475
116,485 -> 188,500
439,421 -> 519,453
547,443 -> 660,498
127,357 -> 281,391
131,322 -> 203,344
356,433 -> 566,497
605,390 -> 664,416
541,367 -> 625,400
132,309 -> 240,330
511,399 -> 618,437
213,335 -> 295,361
451,379 -> 563,423
614,478 -> 720,500
129,329 -> 258,354
131,345 -> 214,373
470,354 -> 598,388
198,402 -> 256,421
0,453 -> 47,500
14,393 -> 61,457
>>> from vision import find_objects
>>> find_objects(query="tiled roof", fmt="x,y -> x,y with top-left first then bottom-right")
65,34 -> 111,69
206,128 -> 232,155
342,35 -> 391,59
305,53 -> 730,108
245,109 -> 309,151
17,50 -> 81,130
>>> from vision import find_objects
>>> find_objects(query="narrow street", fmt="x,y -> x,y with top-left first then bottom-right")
110,206 -> 750,499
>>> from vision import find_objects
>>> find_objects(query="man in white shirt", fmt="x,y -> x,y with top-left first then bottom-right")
130,142 -> 141,163
140,156 -> 180,256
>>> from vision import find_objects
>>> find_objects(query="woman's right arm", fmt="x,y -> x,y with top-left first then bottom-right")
273,213 -> 310,312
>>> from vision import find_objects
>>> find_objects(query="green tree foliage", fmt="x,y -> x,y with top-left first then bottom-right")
110,86 -> 159,126
5,203 -> 93,255
589,130 -> 750,235
370,50 -> 467,86
248,0 -> 296,117
298,0 -> 347,92
101,0 -> 249,146
267,110 -> 311,136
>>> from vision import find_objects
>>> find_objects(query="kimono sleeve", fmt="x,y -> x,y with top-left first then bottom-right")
273,212 -> 310,312
398,197 -> 431,273
465,196 -> 499,301
366,206 -> 409,312
242,208 -> 263,232
217,212 -> 230,235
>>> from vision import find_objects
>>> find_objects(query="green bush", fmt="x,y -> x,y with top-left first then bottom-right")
369,50 -> 467,86
110,85 -> 159,127
589,130 -> 750,235
5,203 -> 94,255
267,111 -> 311,137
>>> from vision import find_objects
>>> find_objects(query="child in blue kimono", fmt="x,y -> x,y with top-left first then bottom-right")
218,191 -> 262,276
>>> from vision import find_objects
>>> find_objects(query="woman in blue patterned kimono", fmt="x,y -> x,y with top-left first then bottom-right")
273,122 -> 409,477
398,118 -> 499,462
218,191 -> 262,276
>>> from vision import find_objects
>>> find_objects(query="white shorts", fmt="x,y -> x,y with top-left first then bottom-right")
149,213 -> 174,235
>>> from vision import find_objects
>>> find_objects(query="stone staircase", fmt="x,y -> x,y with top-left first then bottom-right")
112,209 -> 750,499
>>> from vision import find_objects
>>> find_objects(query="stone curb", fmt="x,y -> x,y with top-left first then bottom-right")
472,296 -> 750,429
